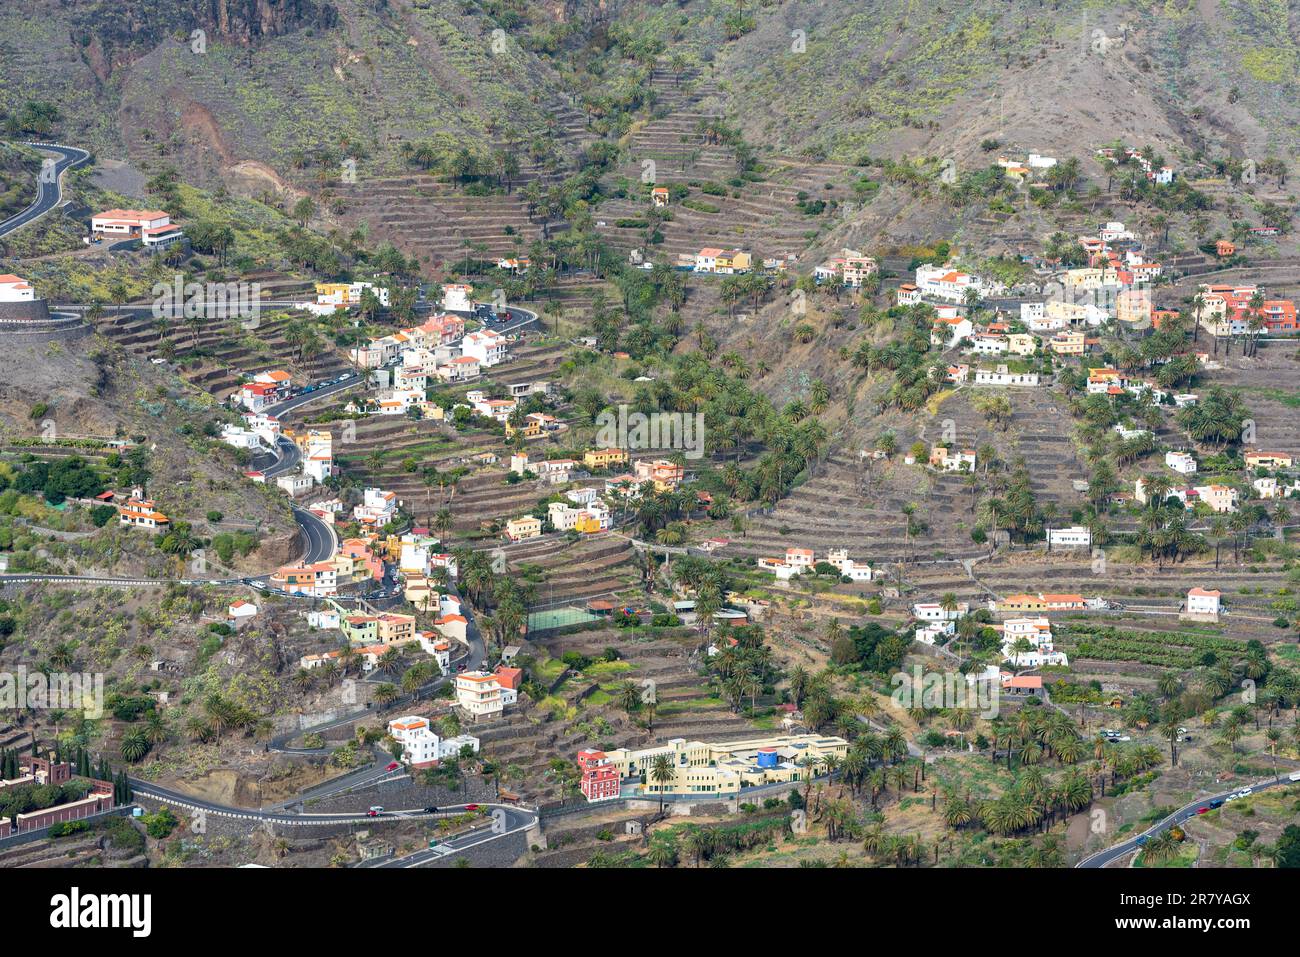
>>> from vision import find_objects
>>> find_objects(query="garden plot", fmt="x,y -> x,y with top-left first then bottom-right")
94,306 -> 350,400
533,626 -> 762,746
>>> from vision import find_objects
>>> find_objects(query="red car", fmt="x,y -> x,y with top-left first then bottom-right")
366,810 -> 379,817
464,804 -> 480,812
1196,806 -> 1210,814
385,762 -> 400,772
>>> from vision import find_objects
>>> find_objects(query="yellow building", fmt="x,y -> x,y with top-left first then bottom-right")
1245,451 -> 1293,469
715,250 -> 752,273
604,734 -> 849,798
583,447 -> 630,470
506,516 -> 542,541
575,513 -> 603,534
376,612 -> 416,644
1007,333 -> 1037,357
1049,331 -> 1087,355
314,282 -> 354,302
997,593 -> 1048,614
1117,289 -> 1152,325
506,419 -> 543,440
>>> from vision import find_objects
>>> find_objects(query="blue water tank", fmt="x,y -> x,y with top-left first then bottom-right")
756,748 -> 778,769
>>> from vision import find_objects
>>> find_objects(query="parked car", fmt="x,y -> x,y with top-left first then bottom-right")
385,762 -> 400,772
464,804 -> 479,812
423,806 -> 439,814
369,806 -> 384,813
1209,798 -> 1224,808
1196,806 -> 1210,814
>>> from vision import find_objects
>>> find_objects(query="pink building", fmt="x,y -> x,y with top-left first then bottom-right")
578,749 -> 621,802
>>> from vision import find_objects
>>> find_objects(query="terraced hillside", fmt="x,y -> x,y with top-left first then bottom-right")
538,628 -> 761,745
479,625 -> 761,804
719,381 -> 1092,566
90,296 -> 349,402
518,275 -> 621,337
484,533 -> 643,608
720,452 -> 970,567
335,169 -> 561,270
597,66 -> 858,264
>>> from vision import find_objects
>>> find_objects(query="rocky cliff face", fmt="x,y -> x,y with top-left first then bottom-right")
62,0 -> 337,75
201,0 -> 339,45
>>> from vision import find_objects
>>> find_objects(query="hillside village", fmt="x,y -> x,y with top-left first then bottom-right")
0,0 -> 1298,897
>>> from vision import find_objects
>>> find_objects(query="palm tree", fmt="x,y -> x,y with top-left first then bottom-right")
1139,829 -> 1180,866
616,680 -> 642,717
144,711 -> 170,747
649,753 -> 675,815
645,839 -> 677,868
682,827 -> 711,867
120,729 -> 150,763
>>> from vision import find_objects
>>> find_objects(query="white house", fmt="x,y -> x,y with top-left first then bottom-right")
306,609 -> 341,630
387,715 -> 480,768
441,283 -> 474,313
90,208 -> 184,247
1098,221 -> 1133,243
897,283 -> 922,306
220,424 -> 264,450
912,601 -> 969,622
118,494 -> 169,532
566,487 -> 600,507
302,430 -> 334,484
227,600 -> 259,623
354,487 -> 398,526
1186,587 -> 1221,618
931,315 -> 974,347
1253,477 -> 1279,500
914,620 -> 955,645
462,329 -> 509,368
915,263 -> 992,303
930,446 -> 976,473
969,333 -> 1009,355
758,546 -> 818,581
825,548 -> 872,581
974,366 -> 1039,387
1046,526 -> 1091,548
1000,617 -> 1068,667
1165,451 -> 1197,475
455,671 -> 504,720
276,473 -> 314,497
0,274 -> 35,302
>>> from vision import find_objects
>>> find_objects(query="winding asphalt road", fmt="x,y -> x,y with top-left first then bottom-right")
0,142 -> 89,238
1077,771 -> 1300,867
131,775 -> 535,841
366,804 -> 537,867
0,147 -> 539,859
0,379 -> 340,591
